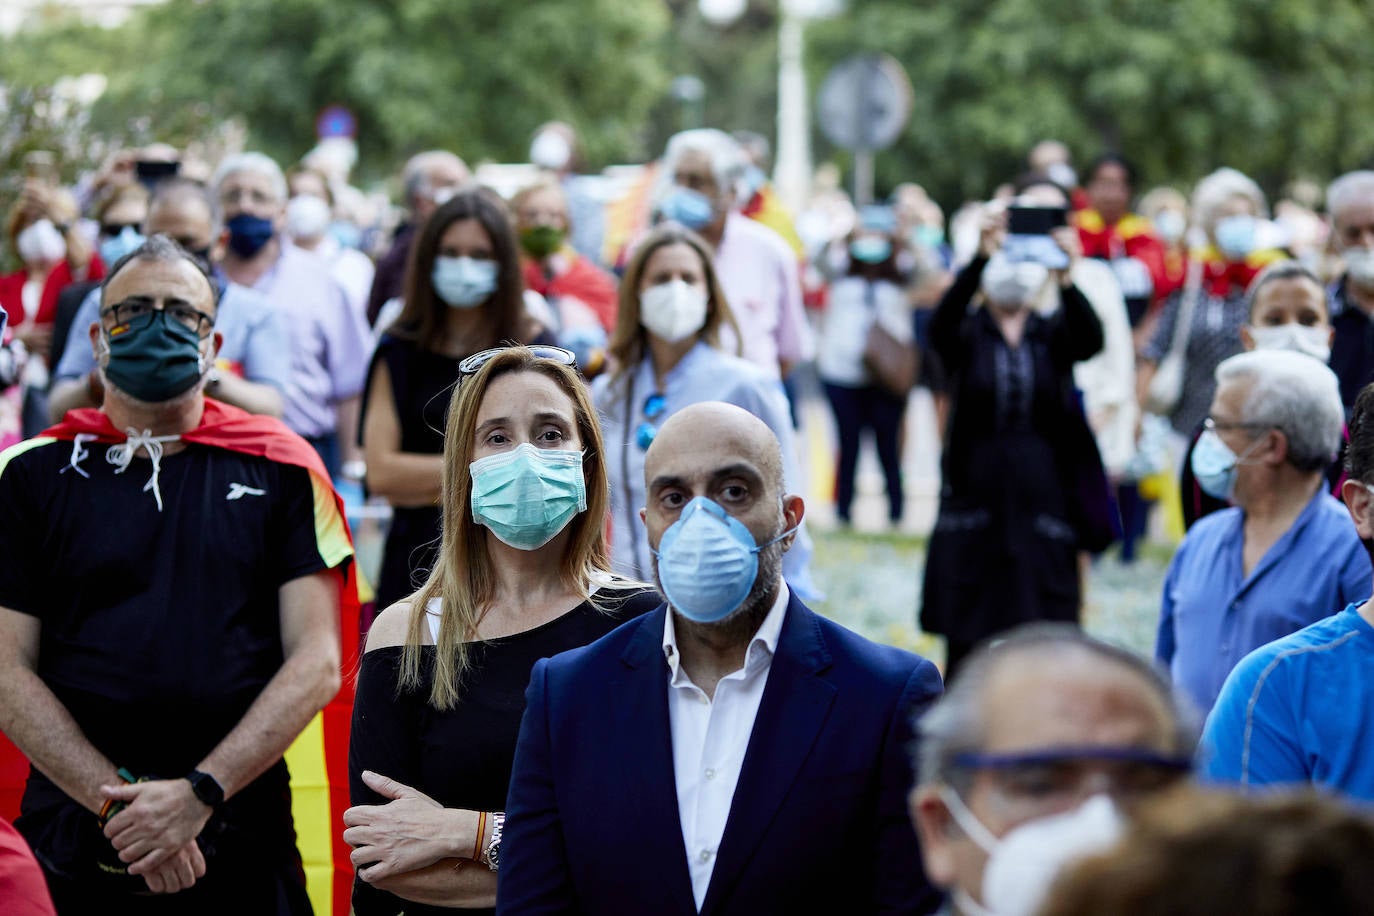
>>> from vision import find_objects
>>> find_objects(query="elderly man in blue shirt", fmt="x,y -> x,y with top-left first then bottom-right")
1155,340 -> 1369,717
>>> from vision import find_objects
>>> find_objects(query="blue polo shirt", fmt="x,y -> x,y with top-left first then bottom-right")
1200,605 -> 1374,800
1155,488 -> 1370,715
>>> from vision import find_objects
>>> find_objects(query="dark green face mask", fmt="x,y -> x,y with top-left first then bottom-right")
103,311 -> 206,403
519,225 -> 566,259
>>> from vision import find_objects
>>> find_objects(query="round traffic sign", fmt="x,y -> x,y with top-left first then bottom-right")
816,53 -> 912,151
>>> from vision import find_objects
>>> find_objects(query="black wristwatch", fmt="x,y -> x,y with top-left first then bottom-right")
186,769 -> 225,808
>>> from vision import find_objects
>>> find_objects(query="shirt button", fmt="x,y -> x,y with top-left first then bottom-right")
698,694 -> 709,705
1220,644 -> 1230,653
705,768 -> 716,780
699,849 -> 711,863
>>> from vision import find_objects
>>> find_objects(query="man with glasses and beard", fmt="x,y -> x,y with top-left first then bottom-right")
0,236 -> 354,913
498,401 -> 944,915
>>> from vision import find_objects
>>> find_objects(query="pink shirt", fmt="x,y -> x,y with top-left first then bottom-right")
714,213 -> 813,379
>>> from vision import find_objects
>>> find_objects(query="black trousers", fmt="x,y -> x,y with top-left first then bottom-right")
824,382 -> 906,523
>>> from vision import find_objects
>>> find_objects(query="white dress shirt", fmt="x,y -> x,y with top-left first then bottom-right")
663,583 -> 790,910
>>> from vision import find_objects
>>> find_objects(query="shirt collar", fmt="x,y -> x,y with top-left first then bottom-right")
662,581 -> 791,684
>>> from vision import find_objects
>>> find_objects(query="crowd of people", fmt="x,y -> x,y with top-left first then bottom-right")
3,121 -> 1374,915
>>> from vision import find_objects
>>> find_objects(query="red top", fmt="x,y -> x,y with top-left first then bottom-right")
0,818 -> 54,916
0,256 -> 106,327
522,253 -> 619,332
1075,209 -> 1177,303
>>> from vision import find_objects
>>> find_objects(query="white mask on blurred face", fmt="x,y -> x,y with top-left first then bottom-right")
17,218 -> 66,267
1249,324 -> 1331,363
939,788 -> 1125,916
640,279 -> 708,343
285,194 -> 332,242
1343,248 -> 1374,288
982,254 -> 1048,311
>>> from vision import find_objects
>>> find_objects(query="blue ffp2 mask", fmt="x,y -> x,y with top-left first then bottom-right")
651,496 -> 796,624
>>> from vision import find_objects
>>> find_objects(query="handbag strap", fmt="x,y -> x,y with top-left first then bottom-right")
1165,258 -> 1205,359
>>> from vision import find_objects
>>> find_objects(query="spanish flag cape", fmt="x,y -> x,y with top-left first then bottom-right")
0,398 -> 360,916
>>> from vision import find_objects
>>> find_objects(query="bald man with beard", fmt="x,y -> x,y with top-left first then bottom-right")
498,402 -> 945,916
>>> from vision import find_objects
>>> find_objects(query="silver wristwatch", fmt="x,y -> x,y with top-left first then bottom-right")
481,812 -> 505,872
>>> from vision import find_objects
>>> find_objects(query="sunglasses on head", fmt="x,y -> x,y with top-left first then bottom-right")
457,345 -> 578,380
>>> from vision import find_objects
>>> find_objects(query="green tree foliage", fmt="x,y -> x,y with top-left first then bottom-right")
2,0 -> 672,181
809,0 -> 1374,207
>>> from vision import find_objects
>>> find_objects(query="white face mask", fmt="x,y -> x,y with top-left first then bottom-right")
17,218 -> 67,266
939,787 -> 1124,916
1249,323 -> 1331,363
982,254 -> 1048,310
1343,248 -> 1374,288
639,279 -> 709,343
285,194 -> 333,242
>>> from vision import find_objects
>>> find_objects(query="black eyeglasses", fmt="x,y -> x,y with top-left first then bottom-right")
102,299 -> 215,338
635,393 -> 667,451
101,222 -> 141,238
458,345 -> 578,380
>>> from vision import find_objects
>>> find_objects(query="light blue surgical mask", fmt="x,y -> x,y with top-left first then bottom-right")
850,236 -> 892,264
1214,215 -> 1257,261
651,496 -> 796,624
469,443 -> 586,549
100,226 -> 145,268
657,187 -> 715,231
432,255 -> 499,309
1191,427 -> 1266,501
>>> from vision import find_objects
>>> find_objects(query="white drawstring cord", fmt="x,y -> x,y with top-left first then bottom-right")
105,428 -> 182,512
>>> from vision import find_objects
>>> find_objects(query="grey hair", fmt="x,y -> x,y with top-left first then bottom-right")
148,178 -> 223,235
210,151 -> 287,204
1192,167 -> 1269,232
660,128 -> 748,203
1244,260 -> 1326,320
1215,350 -> 1344,472
912,624 -> 1196,790
1327,171 -> 1374,226
402,150 -> 469,208
99,233 -> 218,316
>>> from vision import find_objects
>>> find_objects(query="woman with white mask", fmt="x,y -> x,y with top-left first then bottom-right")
347,346 -> 659,916
920,200 -> 1104,677
592,223 -> 817,599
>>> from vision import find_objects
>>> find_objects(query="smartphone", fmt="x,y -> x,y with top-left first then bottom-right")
135,159 -> 181,187
1004,205 -> 1070,269
23,151 -> 58,186
1007,205 -> 1068,235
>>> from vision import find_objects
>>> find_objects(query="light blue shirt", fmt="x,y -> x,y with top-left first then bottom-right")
55,280 -> 290,395
1155,488 -> 1370,716
250,243 -> 372,438
592,341 -> 818,600
1200,604 -> 1374,800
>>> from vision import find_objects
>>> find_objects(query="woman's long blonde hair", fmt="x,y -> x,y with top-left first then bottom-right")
399,346 -> 613,709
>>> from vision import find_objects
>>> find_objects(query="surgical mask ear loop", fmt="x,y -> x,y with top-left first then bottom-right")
937,786 -> 1002,916
937,785 -> 1002,855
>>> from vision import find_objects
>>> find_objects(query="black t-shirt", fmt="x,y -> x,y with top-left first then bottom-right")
0,439 -> 333,817
348,585 -> 661,916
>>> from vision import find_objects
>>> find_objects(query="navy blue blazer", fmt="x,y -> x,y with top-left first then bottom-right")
497,592 -> 945,915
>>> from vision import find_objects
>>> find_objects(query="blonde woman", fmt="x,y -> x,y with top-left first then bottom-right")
345,346 -> 658,915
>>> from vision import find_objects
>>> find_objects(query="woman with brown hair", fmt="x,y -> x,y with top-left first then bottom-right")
360,187 -> 549,612
345,345 -> 659,915
591,222 -> 816,596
